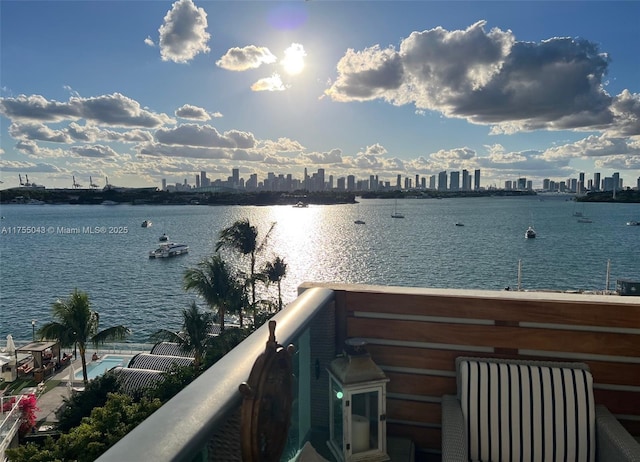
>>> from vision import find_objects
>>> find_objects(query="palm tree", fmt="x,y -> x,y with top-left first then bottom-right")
215,219 -> 275,324
183,254 -> 243,330
263,256 -> 288,311
149,302 -> 215,368
37,289 -> 129,385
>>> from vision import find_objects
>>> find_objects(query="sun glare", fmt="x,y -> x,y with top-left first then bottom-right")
281,43 -> 306,75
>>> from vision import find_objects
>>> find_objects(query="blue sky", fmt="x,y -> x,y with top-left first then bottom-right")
1,1 -> 639,190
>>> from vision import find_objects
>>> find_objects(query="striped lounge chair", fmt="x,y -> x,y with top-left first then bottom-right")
441,357 -> 640,462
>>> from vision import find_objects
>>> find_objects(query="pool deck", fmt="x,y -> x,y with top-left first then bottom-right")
23,350 -> 146,426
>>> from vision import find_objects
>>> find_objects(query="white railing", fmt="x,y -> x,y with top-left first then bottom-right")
0,395 -> 24,461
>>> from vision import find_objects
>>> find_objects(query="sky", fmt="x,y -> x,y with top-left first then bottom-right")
1,1 -> 639,191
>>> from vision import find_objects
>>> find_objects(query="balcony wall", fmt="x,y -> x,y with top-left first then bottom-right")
301,283 -> 640,459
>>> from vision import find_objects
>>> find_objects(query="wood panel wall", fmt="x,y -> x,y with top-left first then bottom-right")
317,284 -> 640,457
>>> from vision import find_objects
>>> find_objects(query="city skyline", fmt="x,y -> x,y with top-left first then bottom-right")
1,1 -> 639,190
163,166 -> 633,194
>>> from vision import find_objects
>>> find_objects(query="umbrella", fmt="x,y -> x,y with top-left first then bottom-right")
6,334 -> 16,357
67,363 -> 75,396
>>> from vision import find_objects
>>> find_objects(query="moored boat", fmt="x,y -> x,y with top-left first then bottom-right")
142,220 -> 152,227
626,221 -> 640,226
525,226 -> 536,238
149,242 -> 189,258
159,233 -> 169,242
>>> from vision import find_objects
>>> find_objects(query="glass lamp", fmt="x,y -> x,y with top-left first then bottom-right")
327,338 -> 390,462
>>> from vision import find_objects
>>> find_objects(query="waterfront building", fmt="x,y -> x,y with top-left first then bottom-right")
438,171 -> 447,191
347,175 -> 355,191
613,172 -> 621,191
396,174 -> 401,189
449,171 -> 460,191
429,175 -> 436,190
474,169 -> 481,190
594,172 -> 601,191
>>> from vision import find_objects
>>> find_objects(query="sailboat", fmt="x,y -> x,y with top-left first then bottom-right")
391,199 -> 404,218
354,201 -> 365,224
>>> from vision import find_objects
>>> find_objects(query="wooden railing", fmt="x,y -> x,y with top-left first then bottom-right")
301,283 -> 640,458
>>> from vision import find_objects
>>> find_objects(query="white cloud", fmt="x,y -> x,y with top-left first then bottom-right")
175,104 -> 211,120
158,0 -> 210,63
144,36 -> 155,47
251,74 -> 286,92
216,45 -> 277,71
325,21 -> 640,137
0,93 -> 175,128
154,124 -> 256,149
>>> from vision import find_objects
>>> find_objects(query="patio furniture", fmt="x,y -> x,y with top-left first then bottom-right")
441,357 -> 640,462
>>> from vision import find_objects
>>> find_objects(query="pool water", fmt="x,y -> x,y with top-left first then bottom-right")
75,355 -> 130,380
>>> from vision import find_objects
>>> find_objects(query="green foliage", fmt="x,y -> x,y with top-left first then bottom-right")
142,363 -> 201,403
203,327 -> 252,368
56,371 -> 121,432
37,289 -> 129,385
7,394 -> 161,462
5,439 -> 61,462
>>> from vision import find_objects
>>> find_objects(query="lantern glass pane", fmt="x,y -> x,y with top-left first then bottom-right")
330,378 -> 344,450
351,390 -> 379,453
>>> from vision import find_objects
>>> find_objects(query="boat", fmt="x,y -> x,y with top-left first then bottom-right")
159,233 -> 169,242
455,223 -> 464,227
572,211 -> 583,217
626,221 -> 640,226
149,242 -> 189,258
142,220 -> 152,227
293,201 -> 308,208
525,226 -> 536,239
577,217 -> 593,223
354,220 -> 365,225
391,200 -> 404,219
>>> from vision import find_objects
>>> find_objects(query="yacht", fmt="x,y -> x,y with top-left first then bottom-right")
142,220 -> 152,228
626,221 -> 640,226
149,242 -> 189,258
525,226 -> 537,239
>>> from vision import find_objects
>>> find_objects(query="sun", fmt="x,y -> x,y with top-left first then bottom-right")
281,43 -> 306,75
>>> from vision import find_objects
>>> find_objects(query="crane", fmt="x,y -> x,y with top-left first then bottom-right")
90,176 -> 99,188
72,176 -> 82,189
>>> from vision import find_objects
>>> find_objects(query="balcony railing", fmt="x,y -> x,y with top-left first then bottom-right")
1,395 -> 25,461
98,286 -> 335,462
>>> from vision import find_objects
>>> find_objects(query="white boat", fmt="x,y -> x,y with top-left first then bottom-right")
293,201 -> 308,208
525,226 -> 536,239
626,221 -> 640,226
149,242 -> 189,258
142,220 -> 152,228
391,199 -> 404,218
159,233 -> 169,242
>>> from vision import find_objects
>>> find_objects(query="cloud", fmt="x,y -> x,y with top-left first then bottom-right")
69,144 -> 119,158
175,104 -> 211,120
216,45 -> 277,71
154,124 -> 256,149
0,93 -> 174,127
543,134 -> 640,161
303,148 -> 344,164
259,137 -> 305,153
325,21 -> 640,137
144,36 -> 155,47
251,74 -> 286,92
595,155 -> 640,170
0,160 -> 63,173
158,0 -> 210,63
9,122 -> 72,143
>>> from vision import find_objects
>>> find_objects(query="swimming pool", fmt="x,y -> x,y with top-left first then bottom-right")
75,355 -> 131,380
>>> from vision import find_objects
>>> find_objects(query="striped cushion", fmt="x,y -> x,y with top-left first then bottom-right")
459,360 -> 595,462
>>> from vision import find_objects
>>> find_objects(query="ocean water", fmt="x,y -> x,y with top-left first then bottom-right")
1,196 -> 638,343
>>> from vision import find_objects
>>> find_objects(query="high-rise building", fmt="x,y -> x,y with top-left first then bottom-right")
337,177 -> 346,190
347,175 -> 356,191
474,169 -> 481,190
450,171 -> 460,191
613,172 -> 620,191
438,171 -> 447,191
415,174 -> 420,190
396,174 -> 402,189
429,175 -> 436,190
232,168 -> 239,187
593,172 -> 601,191
162,178 -> 167,190
200,171 -> 208,187
462,170 -> 470,191
370,175 -> 376,191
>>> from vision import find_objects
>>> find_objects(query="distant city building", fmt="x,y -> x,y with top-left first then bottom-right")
474,169 -> 480,191
438,171 -> 447,191
449,171 -> 460,191
347,175 -> 356,191
162,178 -> 167,190
517,178 -> 527,190
396,174 -> 401,190
505,180 -> 513,190
429,175 -> 436,190
593,172 -> 601,191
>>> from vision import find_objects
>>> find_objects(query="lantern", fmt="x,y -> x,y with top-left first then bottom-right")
327,338 -> 389,462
